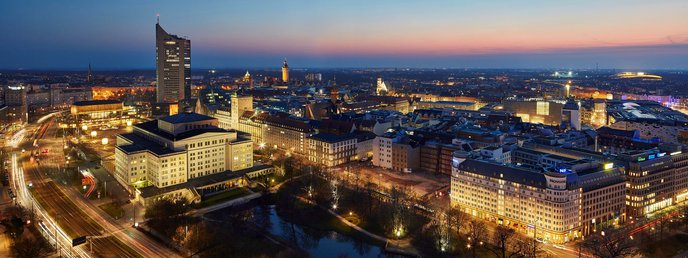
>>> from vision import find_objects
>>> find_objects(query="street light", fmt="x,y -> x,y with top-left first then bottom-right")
90,131 -> 97,138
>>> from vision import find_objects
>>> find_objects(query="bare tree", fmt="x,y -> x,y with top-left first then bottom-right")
11,236 -> 53,258
490,225 -> 516,258
580,229 -> 638,258
430,207 -> 451,252
509,235 -> 539,258
446,206 -> 466,237
652,209 -> 669,241
467,219 -> 487,258
680,203 -> 688,231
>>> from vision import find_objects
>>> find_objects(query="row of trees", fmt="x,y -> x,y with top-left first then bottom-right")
426,206 -> 541,258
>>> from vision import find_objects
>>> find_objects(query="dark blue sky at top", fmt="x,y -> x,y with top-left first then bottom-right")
1,0 -> 688,70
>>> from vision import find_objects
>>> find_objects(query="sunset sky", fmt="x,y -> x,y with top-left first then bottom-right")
2,0 -> 688,69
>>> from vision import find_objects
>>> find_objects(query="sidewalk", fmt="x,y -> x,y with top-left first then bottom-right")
188,192 -> 263,217
295,195 -> 421,257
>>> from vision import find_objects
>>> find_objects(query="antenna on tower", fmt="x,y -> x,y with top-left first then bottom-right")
156,13 -> 160,24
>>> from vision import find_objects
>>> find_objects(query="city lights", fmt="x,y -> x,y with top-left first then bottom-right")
3,2 -> 686,257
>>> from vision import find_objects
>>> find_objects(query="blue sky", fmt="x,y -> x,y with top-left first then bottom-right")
1,0 -> 687,69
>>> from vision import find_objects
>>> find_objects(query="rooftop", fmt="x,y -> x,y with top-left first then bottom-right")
159,112 -> 217,124
135,120 -> 229,141
73,100 -> 122,106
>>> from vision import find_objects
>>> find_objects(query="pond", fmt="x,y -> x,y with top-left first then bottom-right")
214,204 -> 396,258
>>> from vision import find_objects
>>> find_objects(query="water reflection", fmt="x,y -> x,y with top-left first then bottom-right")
216,204 -> 390,258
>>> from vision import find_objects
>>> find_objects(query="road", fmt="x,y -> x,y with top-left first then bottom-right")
12,116 -> 178,257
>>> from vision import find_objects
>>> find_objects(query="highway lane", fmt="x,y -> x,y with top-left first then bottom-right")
37,116 -> 179,257
13,118 -> 140,257
23,149 -> 140,257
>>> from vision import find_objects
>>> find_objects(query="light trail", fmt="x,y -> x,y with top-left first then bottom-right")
11,153 -> 90,258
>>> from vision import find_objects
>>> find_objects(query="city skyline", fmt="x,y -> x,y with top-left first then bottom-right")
2,0 -> 688,70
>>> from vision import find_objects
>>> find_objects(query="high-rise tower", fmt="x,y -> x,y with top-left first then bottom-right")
156,19 -> 191,103
281,59 -> 289,83
87,63 -> 93,84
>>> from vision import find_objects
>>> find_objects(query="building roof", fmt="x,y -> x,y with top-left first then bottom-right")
72,100 -> 122,106
116,133 -> 185,156
159,112 -> 216,124
263,115 -> 314,132
458,159 -> 547,188
309,132 -> 357,143
135,120 -> 229,141
596,126 -> 636,138
314,119 -> 355,134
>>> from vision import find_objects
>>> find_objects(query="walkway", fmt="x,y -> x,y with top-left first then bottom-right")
187,192 -> 263,217
295,196 -> 421,257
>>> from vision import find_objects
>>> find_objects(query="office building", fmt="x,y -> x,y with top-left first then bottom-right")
307,133 -> 357,167
451,150 -> 626,243
373,133 -> 420,172
616,148 -> 688,218
156,20 -> 191,103
3,85 -> 28,128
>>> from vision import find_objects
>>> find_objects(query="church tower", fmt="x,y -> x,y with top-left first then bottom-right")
281,59 -> 289,83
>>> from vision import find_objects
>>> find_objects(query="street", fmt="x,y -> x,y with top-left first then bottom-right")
9,115 -> 178,257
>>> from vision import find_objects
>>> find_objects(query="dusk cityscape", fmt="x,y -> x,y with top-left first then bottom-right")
2,1 -> 688,258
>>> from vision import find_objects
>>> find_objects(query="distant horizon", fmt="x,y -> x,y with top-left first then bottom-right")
2,1 -> 688,70
3,66 -> 688,72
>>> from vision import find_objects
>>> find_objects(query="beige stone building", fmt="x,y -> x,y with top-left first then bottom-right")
115,111 -> 266,206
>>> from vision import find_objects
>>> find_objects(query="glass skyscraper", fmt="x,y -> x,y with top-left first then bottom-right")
156,21 -> 191,103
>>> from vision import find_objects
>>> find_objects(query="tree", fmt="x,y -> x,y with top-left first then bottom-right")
679,203 -> 688,231
387,186 -> 413,238
652,209 -> 670,241
446,206 -> 466,237
144,197 -> 190,220
490,225 -> 516,258
580,229 -> 638,258
11,237 -> 52,258
467,219 -> 487,258
509,235 -> 540,258
430,207 -> 451,252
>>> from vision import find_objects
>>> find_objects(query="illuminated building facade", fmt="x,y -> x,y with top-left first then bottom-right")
282,59 -> 289,83
230,94 -> 253,129
70,100 -> 126,127
376,77 -> 389,96
3,85 -> 28,128
616,148 -> 688,218
114,111 -> 261,206
307,133 -> 357,167
156,20 -> 191,103
502,100 -> 564,126
451,155 -> 625,243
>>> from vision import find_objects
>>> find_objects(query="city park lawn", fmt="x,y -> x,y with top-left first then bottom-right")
198,187 -> 251,208
275,174 -> 430,243
99,201 -> 125,220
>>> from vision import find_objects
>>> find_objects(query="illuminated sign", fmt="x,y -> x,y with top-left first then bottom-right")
671,151 -> 682,156
648,154 -> 656,160
658,153 -> 666,157
637,157 -> 646,162
604,163 -> 613,170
